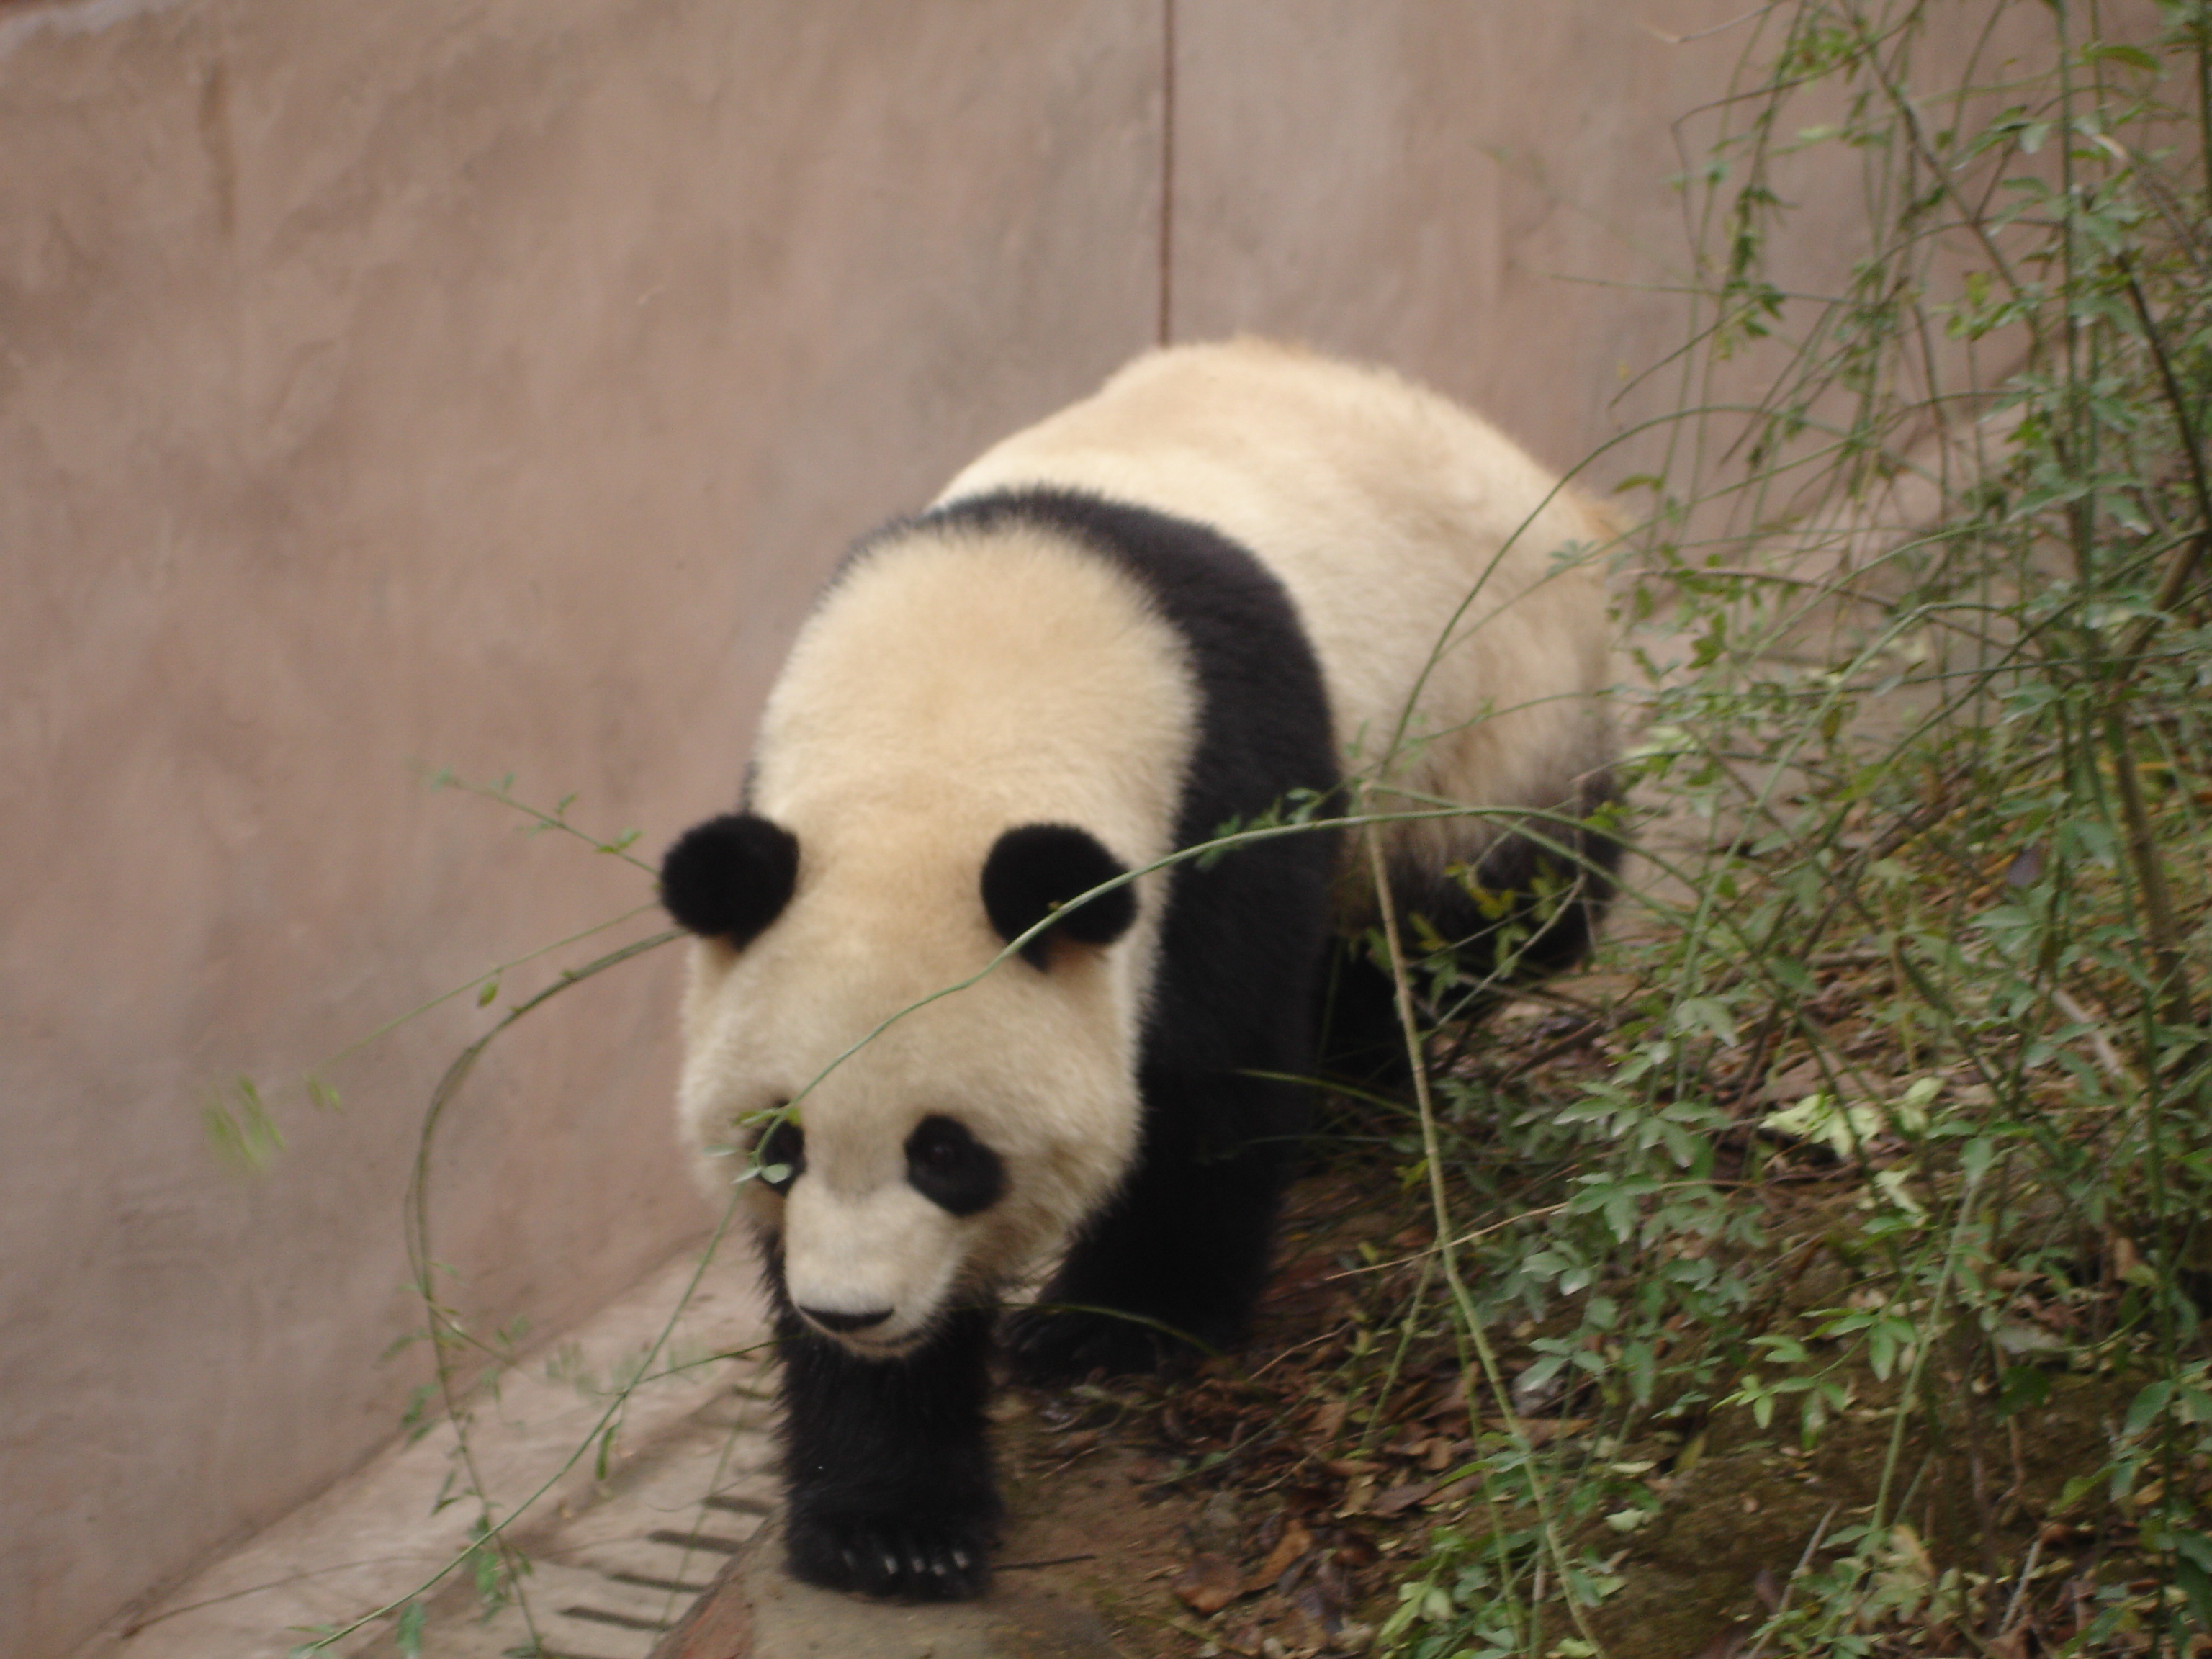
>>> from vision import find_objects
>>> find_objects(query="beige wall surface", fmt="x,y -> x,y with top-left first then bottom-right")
1,4 -> 1160,1653
0,1 -> 1966,1654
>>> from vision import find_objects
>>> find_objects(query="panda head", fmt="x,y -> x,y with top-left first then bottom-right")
661,810 -> 1145,1357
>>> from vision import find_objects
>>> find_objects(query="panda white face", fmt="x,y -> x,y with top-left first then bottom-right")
665,811 -> 1154,1358
662,523 -> 1197,1359
753,1110 -> 1007,1354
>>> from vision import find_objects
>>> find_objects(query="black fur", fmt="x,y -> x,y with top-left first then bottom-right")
1322,769 -> 1627,1077
754,1115 -> 803,1195
904,1115 -> 1006,1218
767,1252 -> 1001,1602
800,1304 -> 894,1334
1434,768 -> 1627,984
660,812 -> 799,945
916,490 -> 1344,1381
979,823 -> 1136,966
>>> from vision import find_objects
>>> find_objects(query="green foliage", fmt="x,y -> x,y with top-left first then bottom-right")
203,1075 -> 285,1173
1371,3 -> 2212,1653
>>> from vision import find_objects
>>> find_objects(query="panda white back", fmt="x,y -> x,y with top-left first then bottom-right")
940,338 -> 1617,903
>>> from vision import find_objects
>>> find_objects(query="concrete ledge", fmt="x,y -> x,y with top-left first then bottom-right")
651,1521 -> 1121,1659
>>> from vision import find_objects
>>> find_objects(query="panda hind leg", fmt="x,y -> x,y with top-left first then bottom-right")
1324,783 -> 1628,1086
1006,1071 -> 1299,1382
773,1295 -> 1002,1601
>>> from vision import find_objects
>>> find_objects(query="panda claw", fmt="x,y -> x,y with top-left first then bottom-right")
786,1507 -> 993,1602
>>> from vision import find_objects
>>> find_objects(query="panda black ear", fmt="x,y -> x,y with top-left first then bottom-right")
660,813 -> 799,946
981,824 -> 1136,968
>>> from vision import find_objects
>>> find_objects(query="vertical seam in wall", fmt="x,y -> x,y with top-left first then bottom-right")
1157,0 -> 1176,348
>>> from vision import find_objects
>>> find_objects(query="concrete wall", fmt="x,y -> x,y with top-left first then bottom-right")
0,2 -> 1969,1653
1,4 -> 1161,1652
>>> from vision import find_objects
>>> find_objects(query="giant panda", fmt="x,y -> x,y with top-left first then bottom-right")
658,338 -> 1620,1602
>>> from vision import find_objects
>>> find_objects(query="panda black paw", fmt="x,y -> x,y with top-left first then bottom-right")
1004,1302 -> 1206,1382
783,1508 -> 994,1602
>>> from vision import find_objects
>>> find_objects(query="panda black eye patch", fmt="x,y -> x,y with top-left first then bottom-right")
980,822 -> 1136,967
904,1115 -> 1005,1217
753,1114 -> 804,1194
660,812 -> 800,946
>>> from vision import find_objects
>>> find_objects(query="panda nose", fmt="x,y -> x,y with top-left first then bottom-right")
799,1305 -> 894,1334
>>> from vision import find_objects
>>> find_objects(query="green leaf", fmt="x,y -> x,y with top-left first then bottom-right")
2175,1548 -> 2212,1634
1671,997 -> 1740,1047
401,1382 -> 440,1444
2170,1530 -> 2212,1575
1997,1365 -> 2053,1418
2082,42 -> 2159,71
1869,1323 -> 1899,1382
2058,1470 -> 2105,1514
204,1077 -> 285,1174
2127,1379 -> 2177,1439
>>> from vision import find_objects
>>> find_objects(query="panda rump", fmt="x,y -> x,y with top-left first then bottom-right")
660,339 -> 1619,1602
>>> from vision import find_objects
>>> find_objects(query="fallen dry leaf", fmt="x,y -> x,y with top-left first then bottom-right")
1759,1060 -> 1825,1104
1174,1550 -> 1245,1614
1252,1519 -> 1314,1587
1284,1585 -> 1339,1650
1426,1391 -> 1473,1424
1369,1480 -> 1434,1518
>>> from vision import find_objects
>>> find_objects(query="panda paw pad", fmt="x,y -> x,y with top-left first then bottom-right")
784,1510 -> 992,1602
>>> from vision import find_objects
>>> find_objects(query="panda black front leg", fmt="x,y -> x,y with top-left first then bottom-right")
772,1291 -> 1001,1601
1007,1068 -> 1300,1382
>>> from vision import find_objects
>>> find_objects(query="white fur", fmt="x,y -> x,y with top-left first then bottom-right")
941,338 -> 1617,915
678,341 -> 1614,1350
678,529 -> 1197,1348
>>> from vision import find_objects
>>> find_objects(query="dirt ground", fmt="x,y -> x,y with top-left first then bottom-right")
656,1106 -> 2153,1659
977,1168 -> 2132,1659
984,1168 -> 2139,1659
